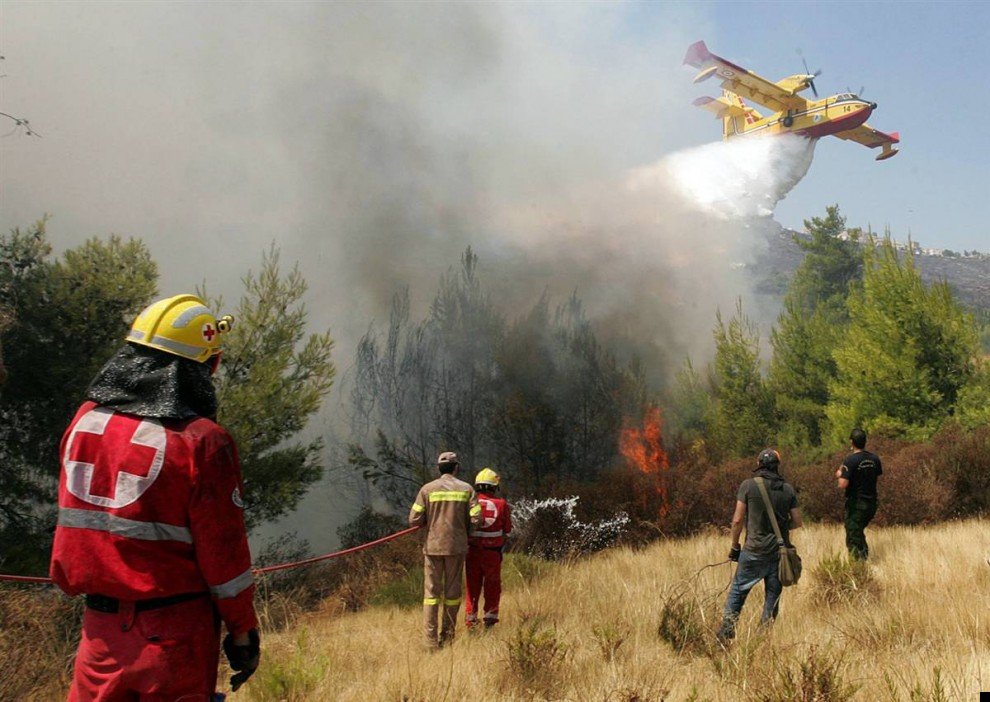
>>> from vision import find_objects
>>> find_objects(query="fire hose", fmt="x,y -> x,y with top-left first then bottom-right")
0,525 -> 422,585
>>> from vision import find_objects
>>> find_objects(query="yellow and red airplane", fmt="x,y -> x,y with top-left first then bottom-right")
684,41 -> 899,161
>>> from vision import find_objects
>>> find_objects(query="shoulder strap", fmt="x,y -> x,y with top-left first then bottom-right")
754,477 -> 785,546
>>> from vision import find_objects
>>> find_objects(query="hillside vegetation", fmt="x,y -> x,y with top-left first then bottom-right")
235,520 -> 987,701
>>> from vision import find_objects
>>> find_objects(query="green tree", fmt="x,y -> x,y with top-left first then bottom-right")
664,358 -> 712,445
0,219 -> 158,571
826,238 -> 979,439
709,300 -> 775,458
769,205 -> 864,445
207,246 -> 336,529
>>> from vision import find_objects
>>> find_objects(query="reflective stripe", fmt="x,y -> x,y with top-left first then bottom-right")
469,505 -> 482,516
127,329 -> 145,341
423,597 -> 440,606
470,530 -> 503,538
209,569 -> 254,599
172,305 -> 212,329
444,598 -> 461,606
150,335 -> 204,358
428,491 -> 469,503
58,508 -> 192,543
411,503 -> 425,513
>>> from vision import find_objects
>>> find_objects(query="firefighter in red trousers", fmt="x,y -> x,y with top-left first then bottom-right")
464,468 -> 512,629
49,294 -> 260,701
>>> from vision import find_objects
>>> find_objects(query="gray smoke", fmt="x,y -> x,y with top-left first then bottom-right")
1,3 -> 816,548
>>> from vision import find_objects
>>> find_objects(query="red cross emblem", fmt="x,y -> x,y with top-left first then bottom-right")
64,408 -> 166,508
479,497 -> 499,528
202,323 -> 216,341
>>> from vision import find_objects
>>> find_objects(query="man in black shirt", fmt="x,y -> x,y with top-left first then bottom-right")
837,428 -> 882,560
717,449 -> 802,642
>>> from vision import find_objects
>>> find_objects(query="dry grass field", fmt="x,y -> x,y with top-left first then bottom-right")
234,520 -> 990,701
7,520 -> 989,701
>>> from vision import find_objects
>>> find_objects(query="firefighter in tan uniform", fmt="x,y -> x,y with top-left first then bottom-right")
409,451 -> 482,649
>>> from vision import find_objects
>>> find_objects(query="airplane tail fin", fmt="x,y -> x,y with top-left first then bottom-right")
683,41 -> 712,68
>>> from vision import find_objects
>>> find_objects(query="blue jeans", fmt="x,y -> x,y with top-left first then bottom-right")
718,550 -> 782,640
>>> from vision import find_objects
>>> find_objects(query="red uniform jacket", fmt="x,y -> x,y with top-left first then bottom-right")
50,401 -> 258,635
468,492 -> 512,549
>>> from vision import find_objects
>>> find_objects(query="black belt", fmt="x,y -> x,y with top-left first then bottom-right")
85,591 -> 207,614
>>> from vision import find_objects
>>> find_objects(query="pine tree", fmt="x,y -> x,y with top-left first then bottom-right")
710,300 -> 774,458
207,245 -> 336,529
826,238 -> 978,439
0,220 -> 158,571
768,205 -> 863,445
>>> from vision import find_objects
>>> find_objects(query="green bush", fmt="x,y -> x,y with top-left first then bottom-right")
245,630 -> 329,702
369,565 -> 423,609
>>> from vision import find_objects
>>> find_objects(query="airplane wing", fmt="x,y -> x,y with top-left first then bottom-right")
835,124 -> 900,160
684,41 -> 807,113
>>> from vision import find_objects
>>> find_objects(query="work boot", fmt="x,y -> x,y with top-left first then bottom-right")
483,618 -> 497,630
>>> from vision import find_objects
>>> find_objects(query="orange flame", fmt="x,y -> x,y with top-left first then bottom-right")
619,406 -> 670,520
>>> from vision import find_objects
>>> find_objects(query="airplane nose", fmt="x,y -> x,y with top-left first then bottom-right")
869,102 -> 877,110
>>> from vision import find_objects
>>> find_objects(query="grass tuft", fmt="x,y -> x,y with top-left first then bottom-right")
812,552 -> 876,603
657,595 -> 717,656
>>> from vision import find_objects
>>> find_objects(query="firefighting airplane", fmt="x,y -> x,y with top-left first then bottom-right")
683,41 -> 899,161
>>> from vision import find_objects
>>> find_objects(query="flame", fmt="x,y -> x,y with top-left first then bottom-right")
619,406 -> 670,519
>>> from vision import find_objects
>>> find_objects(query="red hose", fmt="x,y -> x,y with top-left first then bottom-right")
0,525 -> 421,585
253,525 -> 421,574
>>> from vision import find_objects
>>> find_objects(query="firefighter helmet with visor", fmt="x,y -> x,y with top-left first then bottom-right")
128,294 -> 233,365
475,468 -> 500,487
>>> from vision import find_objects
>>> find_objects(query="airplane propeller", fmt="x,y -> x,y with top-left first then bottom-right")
801,56 -> 822,98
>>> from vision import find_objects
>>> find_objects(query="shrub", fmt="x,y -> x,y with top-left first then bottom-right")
758,646 -> 859,702
657,595 -> 717,657
244,630 -> 330,702
503,615 -> 569,694
369,565 -> 423,608
871,442 -> 951,525
661,454 -> 752,536
337,507 -> 405,549
937,423 -> 990,517
812,553 -> 876,604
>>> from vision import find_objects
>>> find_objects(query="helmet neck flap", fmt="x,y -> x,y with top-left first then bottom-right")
86,343 -> 218,420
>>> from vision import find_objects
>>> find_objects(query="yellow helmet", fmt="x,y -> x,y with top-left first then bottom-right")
474,468 -> 500,487
127,294 -> 233,364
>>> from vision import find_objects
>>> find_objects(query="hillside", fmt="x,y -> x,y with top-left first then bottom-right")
231,520 -> 987,701
756,229 -> 990,310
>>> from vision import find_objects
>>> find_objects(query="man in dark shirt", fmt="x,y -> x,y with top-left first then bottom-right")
836,428 -> 882,560
718,449 -> 802,642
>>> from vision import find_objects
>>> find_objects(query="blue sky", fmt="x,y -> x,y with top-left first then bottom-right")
644,1 -> 990,251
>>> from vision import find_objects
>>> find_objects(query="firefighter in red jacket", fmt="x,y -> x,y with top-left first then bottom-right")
464,468 -> 512,629
49,294 -> 260,701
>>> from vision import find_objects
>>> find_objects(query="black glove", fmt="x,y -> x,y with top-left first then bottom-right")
223,628 -> 260,692
728,545 -> 741,562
